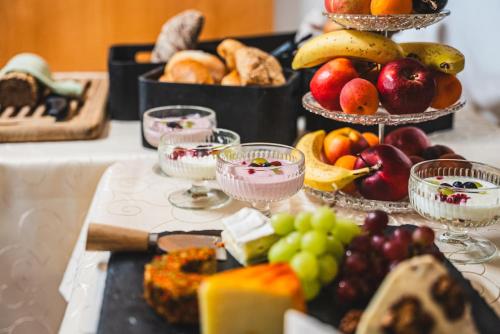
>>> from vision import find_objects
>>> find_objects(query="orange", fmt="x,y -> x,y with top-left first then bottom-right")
371,0 -> 412,15
431,72 -> 462,109
335,155 -> 358,193
362,132 -> 379,147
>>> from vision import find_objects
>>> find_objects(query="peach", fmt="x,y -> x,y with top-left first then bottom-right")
323,127 -> 369,164
310,58 -> 358,111
371,0 -> 412,15
340,78 -> 380,115
325,0 -> 371,14
431,72 -> 462,109
335,155 -> 358,193
362,132 -> 379,147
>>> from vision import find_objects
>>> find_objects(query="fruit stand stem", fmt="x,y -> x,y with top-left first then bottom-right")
378,123 -> 385,143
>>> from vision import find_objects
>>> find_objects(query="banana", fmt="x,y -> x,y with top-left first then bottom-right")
292,30 -> 404,69
399,42 -> 465,74
296,130 -> 373,192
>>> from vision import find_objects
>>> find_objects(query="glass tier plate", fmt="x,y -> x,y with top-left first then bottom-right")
305,186 -> 414,214
324,10 -> 450,31
303,92 -> 466,126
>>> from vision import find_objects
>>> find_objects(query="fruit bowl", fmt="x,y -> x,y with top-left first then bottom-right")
305,186 -> 414,214
303,92 -> 466,126
324,10 -> 450,31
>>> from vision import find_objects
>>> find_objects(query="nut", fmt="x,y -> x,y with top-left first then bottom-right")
339,309 -> 363,334
431,275 -> 466,320
381,296 -> 434,334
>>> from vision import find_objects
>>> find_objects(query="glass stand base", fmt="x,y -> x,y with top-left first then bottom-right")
168,188 -> 230,210
437,232 -> 498,265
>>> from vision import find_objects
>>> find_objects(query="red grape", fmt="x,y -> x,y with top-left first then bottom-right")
345,252 -> 369,274
370,234 -> 386,253
383,240 -> 408,261
348,234 -> 371,253
393,228 -> 412,246
371,256 -> 388,280
412,226 -> 435,247
337,279 -> 358,303
363,210 -> 389,235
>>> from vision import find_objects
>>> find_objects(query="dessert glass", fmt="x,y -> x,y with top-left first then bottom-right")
143,105 -> 216,148
216,143 -> 305,216
159,128 -> 240,210
409,159 -> 500,264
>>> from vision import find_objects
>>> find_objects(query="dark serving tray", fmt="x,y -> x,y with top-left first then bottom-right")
97,227 -> 499,334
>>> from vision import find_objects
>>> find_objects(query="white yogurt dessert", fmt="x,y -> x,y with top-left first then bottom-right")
216,157 -> 305,203
159,143 -> 221,180
410,175 -> 500,224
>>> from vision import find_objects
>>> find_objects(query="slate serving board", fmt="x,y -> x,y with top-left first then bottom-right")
97,227 -> 500,334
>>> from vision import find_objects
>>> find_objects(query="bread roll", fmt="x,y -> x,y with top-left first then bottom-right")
234,47 -> 286,86
217,39 -> 246,70
160,60 -> 214,84
221,70 -> 242,86
166,51 -> 226,83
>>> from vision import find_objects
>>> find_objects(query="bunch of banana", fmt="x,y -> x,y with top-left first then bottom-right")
296,130 -> 373,192
292,30 -> 404,70
399,42 -> 465,75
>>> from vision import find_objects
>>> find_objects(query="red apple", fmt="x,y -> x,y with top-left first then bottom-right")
310,58 -> 358,111
384,126 -> 431,157
377,58 -> 436,115
354,144 -> 412,201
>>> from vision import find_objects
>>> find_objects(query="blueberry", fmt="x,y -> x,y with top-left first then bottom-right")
463,182 -> 478,189
166,122 -> 182,129
452,181 -> 463,188
249,163 -> 259,167
441,183 -> 452,187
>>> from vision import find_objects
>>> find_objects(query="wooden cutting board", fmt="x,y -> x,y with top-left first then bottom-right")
0,72 -> 108,142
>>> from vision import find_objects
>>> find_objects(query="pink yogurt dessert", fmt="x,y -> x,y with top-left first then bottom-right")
216,157 -> 305,203
143,114 -> 214,148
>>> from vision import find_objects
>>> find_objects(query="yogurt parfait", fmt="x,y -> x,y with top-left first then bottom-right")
143,105 -> 216,148
409,159 -> 500,264
216,143 -> 305,215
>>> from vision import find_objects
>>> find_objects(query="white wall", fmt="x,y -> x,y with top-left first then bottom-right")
274,0 -> 323,32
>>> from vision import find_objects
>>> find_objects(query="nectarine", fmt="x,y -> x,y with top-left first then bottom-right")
431,72 -> 462,109
325,0 -> 371,14
323,127 -> 369,164
362,132 -> 379,147
371,0 -> 412,15
340,78 -> 380,115
335,155 -> 358,193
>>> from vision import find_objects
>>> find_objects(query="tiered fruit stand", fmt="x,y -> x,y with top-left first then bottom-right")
303,10 -> 466,213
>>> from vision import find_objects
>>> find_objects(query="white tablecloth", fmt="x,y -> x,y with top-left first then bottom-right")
0,121 -> 155,334
59,118 -> 500,334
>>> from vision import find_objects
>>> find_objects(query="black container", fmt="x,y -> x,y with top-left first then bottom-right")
139,67 -> 301,148
299,67 -> 454,135
108,33 -> 295,121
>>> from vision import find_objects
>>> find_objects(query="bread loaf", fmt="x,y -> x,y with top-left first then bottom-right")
217,39 -> 246,70
221,70 -> 242,86
166,51 -> 226,83
235,47 -> 286,86
160,59 -> 214,85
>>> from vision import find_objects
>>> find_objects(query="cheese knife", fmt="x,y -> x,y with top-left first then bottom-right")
86,224 -> 226,260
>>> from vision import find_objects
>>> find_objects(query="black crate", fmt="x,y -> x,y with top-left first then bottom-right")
139,67 -> 301,149
299,67 -> 454,135
108,33 -> 296,121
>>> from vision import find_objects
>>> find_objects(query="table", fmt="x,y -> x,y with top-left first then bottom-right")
59,126 -> 500,334
0,121 -> 155,334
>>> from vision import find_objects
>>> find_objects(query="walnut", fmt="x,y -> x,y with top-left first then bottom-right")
339,310 -> 363,334
431,275 -> 466,320
381,296 -> 435,334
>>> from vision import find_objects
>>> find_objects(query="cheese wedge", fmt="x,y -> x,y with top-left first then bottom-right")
356,255 -> 478,334
199,263 -> 306,334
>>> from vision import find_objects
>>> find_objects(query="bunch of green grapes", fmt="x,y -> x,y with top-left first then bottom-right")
268,206 -> 361,301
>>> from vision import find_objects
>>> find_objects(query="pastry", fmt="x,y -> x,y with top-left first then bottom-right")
221,70 -> 242,86
235,47 -> 286,86
143,248 -> 216,324
221,208 -> 279,265
151,10 -> 204,63
356,255 -> 478,334
217,38 -> 246,70
0,72 -> 39,107
165,50 -> 226,83
199,263 -> 306,334
160,59 -> 214,84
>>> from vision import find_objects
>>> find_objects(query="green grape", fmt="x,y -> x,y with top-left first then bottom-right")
330,218 -> 362,245
290,251 -> 319,281
271,212 -> 295,236
294,212 -> 313,233
326,235 -> 345,261
285,231 -> 303,251
301,230 -> 327,256
318,254 -> 338,285
311,206 -> 336,232
268,239 -> 296,263
301,279 -> 321,301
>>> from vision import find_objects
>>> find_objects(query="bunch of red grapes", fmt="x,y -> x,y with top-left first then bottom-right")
335,210 -> 438,306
